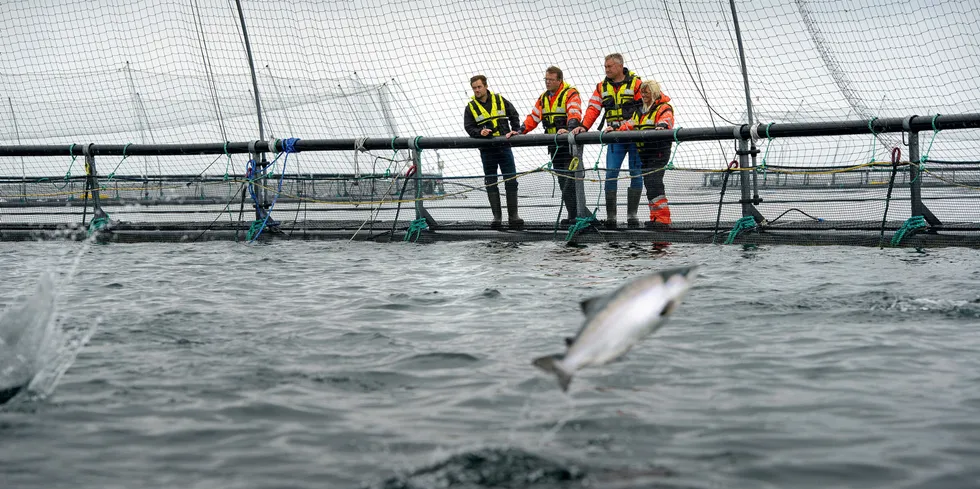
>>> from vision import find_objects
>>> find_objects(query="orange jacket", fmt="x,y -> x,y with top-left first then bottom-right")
581,71 -> 643,130
521,81 -> 583,134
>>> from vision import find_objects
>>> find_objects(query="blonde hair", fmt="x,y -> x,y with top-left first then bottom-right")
640,80 -> 663,112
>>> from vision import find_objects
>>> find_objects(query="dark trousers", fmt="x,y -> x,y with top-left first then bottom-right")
640,150 -> 669,200
550,145 -> 577,218
481,148 -> 518,193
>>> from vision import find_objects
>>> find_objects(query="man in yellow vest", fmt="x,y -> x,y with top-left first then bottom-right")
506,66 -> 583,227
571,53 -> 644,229
464,75 -> 524,230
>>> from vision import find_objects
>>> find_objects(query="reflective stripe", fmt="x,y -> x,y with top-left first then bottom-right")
468,92 -> 508,136
600,74 -> 639,122
633,99 -> 673,148
539,83 -> 578,134
636,102 -> 673,130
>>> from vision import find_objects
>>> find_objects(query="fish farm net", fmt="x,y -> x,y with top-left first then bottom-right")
1,0 -> 979,247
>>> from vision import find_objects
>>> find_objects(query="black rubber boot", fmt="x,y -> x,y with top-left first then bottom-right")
505,187 -> 524,230
626,187 -> 642,228
604,190 -> 618,229
560,176 -> 578,226
487,188 -> 503,230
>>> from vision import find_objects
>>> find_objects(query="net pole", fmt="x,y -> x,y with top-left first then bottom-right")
574,145 -> 587,218
234,0 -> 270,215
737,136 -> 751,218
729,0 -> 761,209
83,145 -> 107,225
908,129 -> 920,216
9,97 -> 24,201
234,0 -> 263,142
906,127 -> 941,226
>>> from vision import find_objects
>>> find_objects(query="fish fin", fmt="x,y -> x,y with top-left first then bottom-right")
579,296 -> 603,317
0,383 -> 26,405
564,337 -> 575,347
660,266 -> 699,282
532,354 -> 574,392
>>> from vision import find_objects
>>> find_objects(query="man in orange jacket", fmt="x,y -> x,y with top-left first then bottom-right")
506,66 -> 583,226
616,80 -> 675,227
571,53 -> 644,228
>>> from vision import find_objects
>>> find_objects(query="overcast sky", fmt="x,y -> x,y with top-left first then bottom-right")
1,0 -> 978,175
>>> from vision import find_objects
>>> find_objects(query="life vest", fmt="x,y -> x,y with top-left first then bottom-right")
539,85 -> 578,134
635,100 -> 674,155
468,92 -> 508,136
600,71 -> 641,123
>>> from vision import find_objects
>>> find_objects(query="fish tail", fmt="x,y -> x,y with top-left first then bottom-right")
532,354 -> 574,392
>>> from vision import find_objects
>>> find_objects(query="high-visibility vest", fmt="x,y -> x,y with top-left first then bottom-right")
468,92 -> 508,136
600,72 -> 640,123
539,85 -> 577,134
634,101 -> 673,153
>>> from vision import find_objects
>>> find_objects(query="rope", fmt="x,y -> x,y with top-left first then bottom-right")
666,127 -> 682,169
354,136 -> 367,179
245,138 -> 298,243
758,122 -> 774,176
890,216 -> 927,247
913,114 -> 941,184
767,208 -> 823,225
222,141 -> 232,181
712,158 -> 738,244
60,144 -> 78,192
867,117 -> 879,163
105,142 -> 132,183
87,215 -> 110,237
403,217 -> 429,242
878,147 -> 902,249
724,216 -> 758,245
564,212 -> 597,242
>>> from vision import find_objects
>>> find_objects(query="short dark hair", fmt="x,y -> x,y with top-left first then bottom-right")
545,66 -> 563,81
470,75 -> 487,86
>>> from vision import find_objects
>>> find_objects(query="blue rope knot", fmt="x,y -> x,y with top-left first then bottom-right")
281,137 -> 300,153
891,216 -> 928,247
724,216 -> 758,245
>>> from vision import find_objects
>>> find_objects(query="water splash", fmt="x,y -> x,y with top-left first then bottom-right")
1,240 -> 101,405
0,272 -> 60,404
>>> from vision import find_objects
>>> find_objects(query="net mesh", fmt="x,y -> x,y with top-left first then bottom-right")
1,0 -> 978,246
